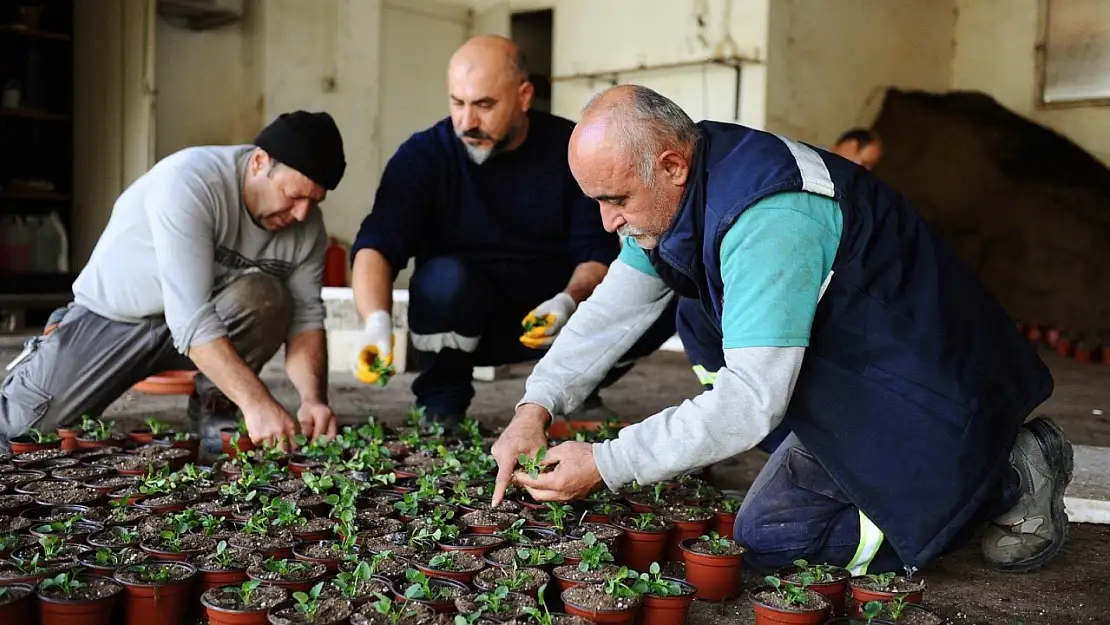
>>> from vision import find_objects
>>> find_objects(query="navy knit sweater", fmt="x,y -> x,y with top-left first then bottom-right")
351,110 -> 618,297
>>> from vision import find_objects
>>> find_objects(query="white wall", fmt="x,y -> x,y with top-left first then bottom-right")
951,0 -> 1110,165
764,0 -> 956,147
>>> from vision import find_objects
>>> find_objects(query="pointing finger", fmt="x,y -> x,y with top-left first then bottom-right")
492,458 -> 514,508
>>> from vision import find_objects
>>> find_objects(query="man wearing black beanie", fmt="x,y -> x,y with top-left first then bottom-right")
1,110 -> 347,458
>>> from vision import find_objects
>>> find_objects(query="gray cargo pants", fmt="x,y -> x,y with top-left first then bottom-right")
0,272 -> 292,450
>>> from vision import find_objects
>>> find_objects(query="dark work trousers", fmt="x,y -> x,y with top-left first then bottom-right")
673,299 -> 1023,574
675,296 -> 791,453
406,255 -> 679,419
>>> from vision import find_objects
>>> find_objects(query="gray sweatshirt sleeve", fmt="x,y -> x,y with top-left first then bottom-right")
516,257 -> 675,418
591,346 -> 805,490
145,169 -> 228,354
285,210 -> 328,337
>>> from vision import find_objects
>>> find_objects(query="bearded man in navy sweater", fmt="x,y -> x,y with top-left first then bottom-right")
349,35 -> 677,427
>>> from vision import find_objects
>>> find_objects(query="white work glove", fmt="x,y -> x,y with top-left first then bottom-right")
520,292 -> 577,349
352,310 -> 395,386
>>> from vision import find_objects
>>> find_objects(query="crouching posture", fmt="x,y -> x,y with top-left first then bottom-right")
0,111 -> 347,455
490,85 -> 1073,577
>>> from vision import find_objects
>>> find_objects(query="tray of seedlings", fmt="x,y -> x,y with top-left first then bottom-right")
0,412 -> 943,625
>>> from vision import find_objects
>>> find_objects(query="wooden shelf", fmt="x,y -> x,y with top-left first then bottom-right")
1,25 -> 70,41
0,108 -> 70,122
0,191 -> 72,202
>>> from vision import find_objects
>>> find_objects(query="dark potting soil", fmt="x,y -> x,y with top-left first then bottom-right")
38,575 -> 121,601
422,550 -> 483,572
192,547 -> 259,571
343,556 -> 407,580
299,541 -> 344,560
569,523 -> 622,542
17,478 -> 69,493
94,455 -> 159,472
357,517 -> 403,537
687,539 -> 744,556
853,575 -> 926,593
460,498 -> 524,514
460,510 -> 517,529
230,531 -> 295,552
0,471 -> 44,486
455,591 -> 536,618
660,505 -> 713,523
883,605 -> 943,625
292,493 -> 326,508
554,563 -> 619,583
485,547 -> 516,566
86,475 -> 140,489
189,500 -> 239,517
269,596 -> 354,625
115,562 -> 195,585
14,448 -> 69,463
247,560 -> 326,582
0,534 -> 37,553
295,517 -> 336,533
753,588 -> 828,612
613,514 -> 669,533
361,538 -> 417,560
71,447 -> 122,461
351,600 -> 438,625
275,478 -> 306,494
707,498 -> 743,514
782,566 -> 850,586
147,533 -> 215,553
203,583 -> 288,611
474,566 -> 548,594
81,547 -> 150,568
551,539 -> 585,560
0,511 -> 34,532
51,466 -> 113,480
330,576 -> 391,602
0,560 -> 71,579
563,583 -> 642,612
0,583 -> 33,605
15,543 -> 90,564
142,493 -> 191,508
444,534 -> 503,548
91,527 -> 140,547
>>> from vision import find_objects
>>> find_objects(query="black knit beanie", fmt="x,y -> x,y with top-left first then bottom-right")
253,110 -> 346,190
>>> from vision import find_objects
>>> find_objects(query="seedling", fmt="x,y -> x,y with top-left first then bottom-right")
36,534 -> 67,559
24,427 -> 60,444
332,561 -> 374,598
403,568 -> 451,601
237,580 -> 263,605
262,558 -> 314,578
790,559 -> 841,583
602,566 -> 649,599
515,546 -> 563,568
577,532 -> 615,572
520,583 -> 556,625
428,552 -> 469,572
763,574 -> 811,606
718,497 -> 742,514
885,594 -> 911,620
144,416 -> 170,435
518,447 -> 547,480
209,541 -> 242,568
495,518 -> 531,544
292,581 -> 325,618
301,473 -> 334,496
367,550 -> 398,577
127,564 -> 176,583
475,585 -> 511,613
629,513 -> 659,531
370,593 -> 425,625
38,568 -> 85,595
78,416 -> 116,441
637,562 -> 685,596
34,514 -> 83,539
697,531 -> 735,555
860,600 -> 884,623
539,502 -> 573,533
498,564 -> 536,592
865,571 -> 897,591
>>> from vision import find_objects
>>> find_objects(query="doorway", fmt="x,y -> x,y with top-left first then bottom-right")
510,9 -> 552,113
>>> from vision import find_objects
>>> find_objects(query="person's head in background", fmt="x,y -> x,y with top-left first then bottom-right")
447,35 -> 534,165
831,128 -> 883,170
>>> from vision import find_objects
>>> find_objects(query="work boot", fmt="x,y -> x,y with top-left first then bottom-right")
565,390 -> 620,423
981,415 -> 1074,572
187,390 -> 241,462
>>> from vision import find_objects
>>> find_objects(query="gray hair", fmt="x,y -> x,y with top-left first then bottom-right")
584,85 -> 698,183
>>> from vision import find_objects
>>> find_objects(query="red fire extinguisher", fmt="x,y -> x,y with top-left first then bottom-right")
323,236 -> 348,287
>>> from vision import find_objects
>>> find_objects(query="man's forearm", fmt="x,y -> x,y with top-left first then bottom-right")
562,261 -> 608,304
188,336 -> 278,411
285,329 -> 328,404
352,249 -> 395,320
592,346 -> 804,490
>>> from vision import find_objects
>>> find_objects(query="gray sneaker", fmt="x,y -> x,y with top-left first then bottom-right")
981,416 -> 1074,572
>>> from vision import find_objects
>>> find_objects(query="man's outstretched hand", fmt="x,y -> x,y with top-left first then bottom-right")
491,405 -> 550,507
297,400 -> 338,443
514,441 -> 603,502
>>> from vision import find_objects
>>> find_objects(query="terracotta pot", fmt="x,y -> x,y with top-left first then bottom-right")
131,370 -> 196,395
9,436 -> 62,456
140,540 -> 208,562
196,567 -> 251,600
665,518 -> 710,562
200,590 -> 274,625
170,437 -> 201,463
561,591 -> 640,625
128,430 -> 155,445
113,562 -> 198,625
246,568 -> 326,593
437,534 -> 506,558
749,586 -> 831,625
639,579 -> 696,625
389,577 -> 469,614
551,565 -> 604,594
678,538 -> 743,602
616,525 -> 669,574
847,578 -> 924,615
1074,344 -> 1095,364
0,583 -> 34,625
36,578 -> 123,625
292,542 -> 344,574
415,561 -> 482,586
775,564 -> 850,617
291,527 -> 333,543
712,511 -> 737,539
220,429 -> 255,458
57,428 -> 81,452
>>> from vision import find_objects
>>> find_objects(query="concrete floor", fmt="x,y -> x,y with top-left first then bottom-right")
2,338 -> 1109,624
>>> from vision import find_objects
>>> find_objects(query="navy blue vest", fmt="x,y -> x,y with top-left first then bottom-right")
652,122 -> 1054,569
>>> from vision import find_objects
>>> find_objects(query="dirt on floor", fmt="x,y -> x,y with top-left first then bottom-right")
1,339 -> 1108,624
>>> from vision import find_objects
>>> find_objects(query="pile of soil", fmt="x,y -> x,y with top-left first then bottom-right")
871,88 -> 1110,334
